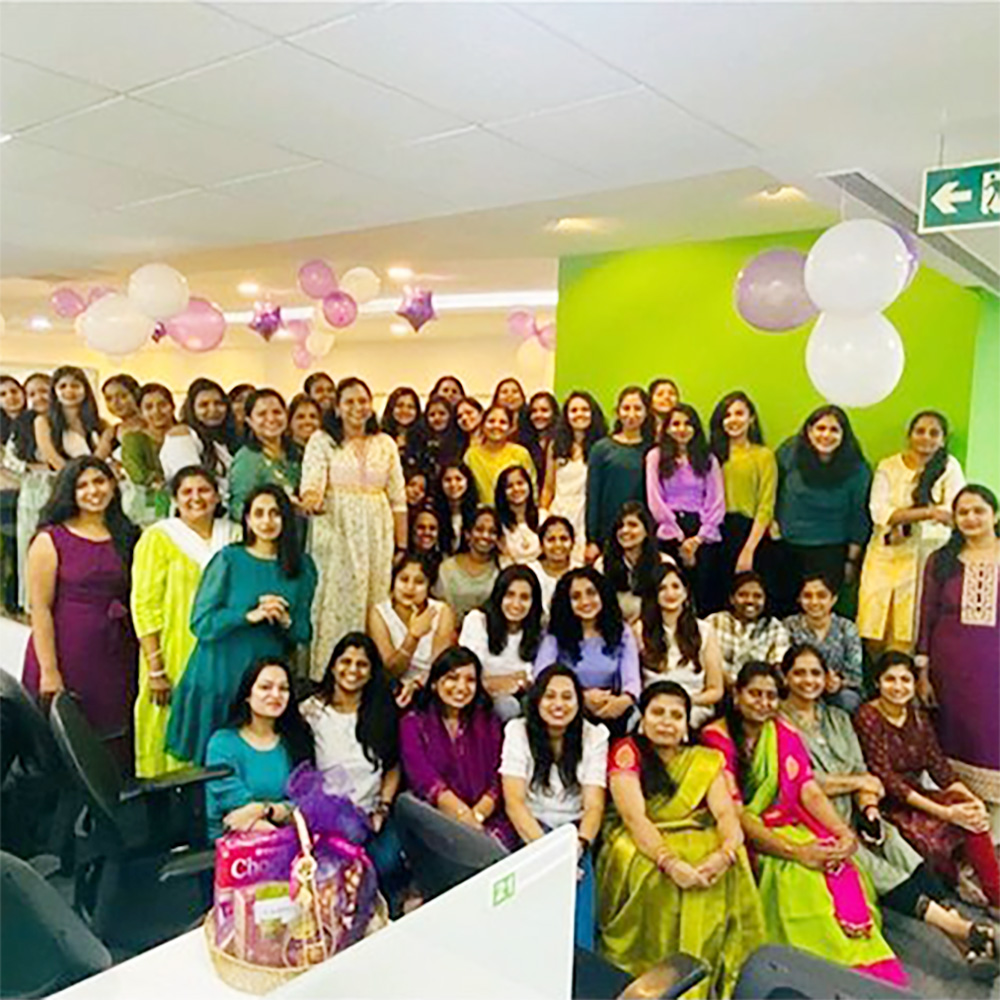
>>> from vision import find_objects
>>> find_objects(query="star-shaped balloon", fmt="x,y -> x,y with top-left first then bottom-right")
250,302 -> 282,340
397,287 -> 435,332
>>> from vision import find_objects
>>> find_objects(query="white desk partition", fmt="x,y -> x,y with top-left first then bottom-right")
53,825 -> 577,1000
0,616 -> 30,681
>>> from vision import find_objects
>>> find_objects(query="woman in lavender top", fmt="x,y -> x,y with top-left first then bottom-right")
534,566 -> 639,739
645,404 -> 725,614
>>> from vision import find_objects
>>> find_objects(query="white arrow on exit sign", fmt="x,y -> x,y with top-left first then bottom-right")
930,180 -> 974,215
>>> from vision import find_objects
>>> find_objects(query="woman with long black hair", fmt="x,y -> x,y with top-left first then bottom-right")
0,376 -> 25,613
166,484 -> 317,764
300,632 -> 408,911
773,405 -> 872,615
35,366 -> 109,471
161,377 -> 237,489
22,456 -> 140,768
518,391 -> 559,486
501,664 -> 608,948
433,461 -> 479,555
422,395 -> 462,480
381,386 -> 425,478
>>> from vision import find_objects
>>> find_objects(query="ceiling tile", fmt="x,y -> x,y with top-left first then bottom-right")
293,3 -> 636,122
1,139 -> 193,210
208,2 -> 369,37
0,57 -> 115,133
25,98 -> 312,186
493,88 -> 755,186
0,1 -> 271,91
135,43 -> 468,164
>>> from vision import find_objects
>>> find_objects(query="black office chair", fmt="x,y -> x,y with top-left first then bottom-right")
393,792 -> 707,1000
732,945 -> 921,999
48,692 -> 230,953
0,672 -> 76,866
0,850 -> 112,997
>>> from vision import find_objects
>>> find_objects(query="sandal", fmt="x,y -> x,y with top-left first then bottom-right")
966,923 -> 1000,982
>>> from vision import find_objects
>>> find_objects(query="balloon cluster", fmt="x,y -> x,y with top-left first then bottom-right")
56,264 -> 227,357
294,260 -> 381,368
735,221 -> 919,408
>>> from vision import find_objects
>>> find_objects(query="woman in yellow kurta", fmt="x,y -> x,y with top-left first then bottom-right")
463,404 -> 535,507
130,466 -> 235,776
597,680 -> 764,998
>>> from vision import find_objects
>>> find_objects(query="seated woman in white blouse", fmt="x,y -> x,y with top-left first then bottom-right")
501,664 -> 608,949
299,631 -> 409,914
368,553 -> 455,707
527,515 -> 582,621
458,565 -> 544,720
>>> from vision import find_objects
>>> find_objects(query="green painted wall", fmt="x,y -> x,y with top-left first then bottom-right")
556,231 -> 985,472
966,291 -> 999,491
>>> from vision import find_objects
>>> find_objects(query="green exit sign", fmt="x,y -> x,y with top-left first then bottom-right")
920,160 -> 1000,233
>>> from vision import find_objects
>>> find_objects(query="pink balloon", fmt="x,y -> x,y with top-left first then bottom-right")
164,297 -> 226,353
734,249 -> 816,333
298,259 -> 337,300
537,322 -> 556,351
507,310 -> 535,340
87,286 -> 114,305
322,291 -> 358,329
285,318 -> 311,344
51,287 -> 85,319
292,344 -> 314,369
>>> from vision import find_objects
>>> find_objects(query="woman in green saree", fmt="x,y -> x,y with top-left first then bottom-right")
701,661 -> 908,987
778,643 -> 998,979
597,680 -> 765,998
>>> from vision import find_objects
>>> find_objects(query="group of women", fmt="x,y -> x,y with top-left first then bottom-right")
3,366 -> 998,994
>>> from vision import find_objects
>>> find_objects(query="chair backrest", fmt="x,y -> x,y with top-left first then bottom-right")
0,850 -> 111,997
394,792 -> 509,899
48,692 -> 123,830
0,671 -> 65,782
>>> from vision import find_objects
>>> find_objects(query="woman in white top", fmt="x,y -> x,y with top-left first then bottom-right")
35,366 -> 109,471
635,562 -> 724,730
857,411 -> 965,647
541,392 -> 607,564
459,565 -> 544,719
368,553 -> 455,705
501,663 -> 608,949
299,631 -> 408,915
496,465 -> 542,566
528,515 -> 581,620
160,378 -> 236,499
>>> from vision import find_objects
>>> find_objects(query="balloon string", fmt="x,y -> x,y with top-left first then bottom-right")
936,108 -> 948,168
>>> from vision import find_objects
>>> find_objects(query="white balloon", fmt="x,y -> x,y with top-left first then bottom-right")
79,294 -> 157,357
515,338 -> 555,387
127,263 -> 189,320
806,312 -> 905,408
338,267 -> 381,305
305,330 -> 336,357
804,220 -> 909,316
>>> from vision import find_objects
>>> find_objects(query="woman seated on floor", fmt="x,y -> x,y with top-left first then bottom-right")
701,661 -> 908,986
596,680 -> 764,998
779,643 -> 997,980
501,664 -> 608,949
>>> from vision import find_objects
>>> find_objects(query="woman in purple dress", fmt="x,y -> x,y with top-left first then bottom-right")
23,456 -> 140,769
399,646 -> 517,848
916,485 -> 1000,830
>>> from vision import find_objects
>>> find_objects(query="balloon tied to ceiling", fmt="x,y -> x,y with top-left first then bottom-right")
734,220 -> 919,407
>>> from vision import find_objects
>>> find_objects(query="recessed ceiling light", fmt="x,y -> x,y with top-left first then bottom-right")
387,266 -> 413,282
238,281 -> 260,296
29,316 -> 52,331
548,217 -> 606,234
754,184 -> 808,202
0,133 -> 13,146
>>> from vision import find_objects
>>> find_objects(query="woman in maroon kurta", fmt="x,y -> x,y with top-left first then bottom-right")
854,651 -> 999,908
399,646 -> 516,848
916,485 -> 1000,813
23,457 -> 139,770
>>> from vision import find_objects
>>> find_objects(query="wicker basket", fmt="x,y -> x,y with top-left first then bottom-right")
204,896 -> 389,995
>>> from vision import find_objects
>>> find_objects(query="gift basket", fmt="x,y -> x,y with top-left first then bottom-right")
204,767 -> 388,994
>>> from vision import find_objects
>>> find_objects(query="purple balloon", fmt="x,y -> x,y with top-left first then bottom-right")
537,322 -> 556,351
292,343 -> 314,370
322,291 -> 358,329
397,287 -> 435,333
87,285 -> 115,306
507,310 -> 535,340
164,297 -> 226,353
51,287 -> 85,319
891,225 -> 920,290
298,259 -> 337,300
285,318 -> 311,344
734,249 -> 817,333
249,302 -> 282,340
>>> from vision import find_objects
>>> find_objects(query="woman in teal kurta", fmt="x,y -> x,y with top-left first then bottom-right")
166,485 -> 316,765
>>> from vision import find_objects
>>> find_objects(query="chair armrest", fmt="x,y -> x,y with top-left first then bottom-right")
119,764 -> 233,802
620,953 -> 708,1000
158,848 -> 216,882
